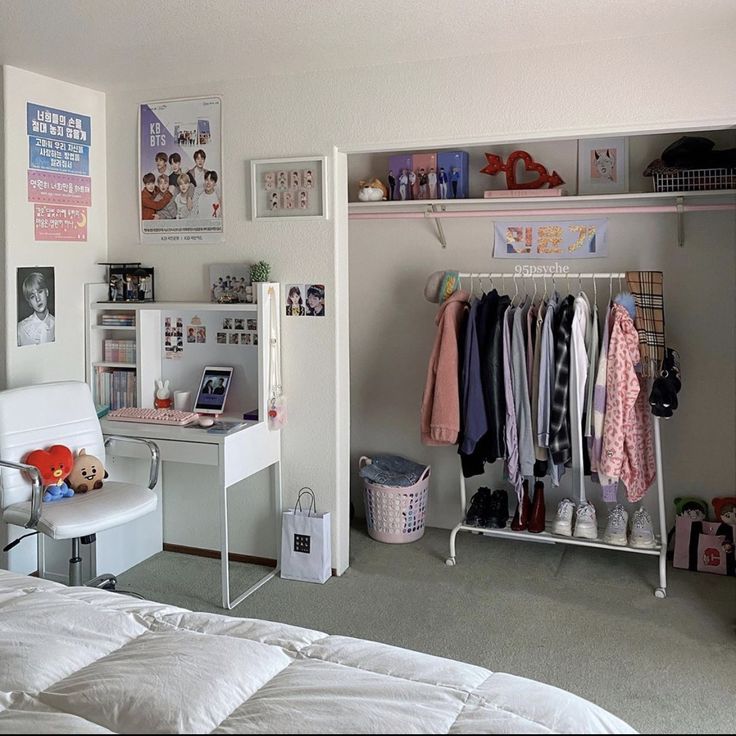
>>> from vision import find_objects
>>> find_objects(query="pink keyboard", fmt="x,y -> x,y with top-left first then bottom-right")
106,407 -> 200,426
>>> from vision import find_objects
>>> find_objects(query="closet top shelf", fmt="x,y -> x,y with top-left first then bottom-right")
348,189 -> 736,210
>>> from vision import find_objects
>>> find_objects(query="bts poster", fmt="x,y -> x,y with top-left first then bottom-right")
139,96 -> 223,244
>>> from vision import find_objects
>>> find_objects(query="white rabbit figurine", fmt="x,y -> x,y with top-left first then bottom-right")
155,379 -> 172,408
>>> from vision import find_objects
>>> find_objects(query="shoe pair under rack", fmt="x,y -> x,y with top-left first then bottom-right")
465,487 -> 509,529
551,499 -> 599,539
602,505 -> 657,549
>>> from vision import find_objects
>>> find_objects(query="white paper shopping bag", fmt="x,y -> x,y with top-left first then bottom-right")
280,488 -> 331,584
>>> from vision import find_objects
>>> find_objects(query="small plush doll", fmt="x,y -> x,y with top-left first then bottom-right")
66,448 -> 108,494
24,445 -> 75,502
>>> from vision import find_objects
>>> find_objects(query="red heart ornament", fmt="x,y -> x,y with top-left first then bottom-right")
480,150 -> 565,190
25,445 -> 74,486
506,151 -> 547,189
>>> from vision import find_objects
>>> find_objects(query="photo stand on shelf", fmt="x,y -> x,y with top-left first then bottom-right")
101,262 -> 155,302
251,156 -> 328,220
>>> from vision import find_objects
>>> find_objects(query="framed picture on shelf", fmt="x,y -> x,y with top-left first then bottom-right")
208,263 -> 251,303
577,137 -> 629,195
251,156 -> 328,220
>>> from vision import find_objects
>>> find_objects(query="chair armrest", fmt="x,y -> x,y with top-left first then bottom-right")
104,436 -> 160,490
0,459 -> 43,529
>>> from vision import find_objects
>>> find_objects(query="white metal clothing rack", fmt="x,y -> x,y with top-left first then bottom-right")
444,272 -> 669,598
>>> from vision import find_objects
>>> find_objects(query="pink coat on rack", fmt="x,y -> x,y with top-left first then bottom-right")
599,304 -> 656,502
421,290 -> 469,446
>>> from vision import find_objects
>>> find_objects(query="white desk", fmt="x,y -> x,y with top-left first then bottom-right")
100,416 -> 282,609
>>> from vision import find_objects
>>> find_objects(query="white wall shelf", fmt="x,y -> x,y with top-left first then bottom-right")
348,188 -> 736,210
348,189 -> 736,248
91,325 -> 136,331
92,301 -> 260,312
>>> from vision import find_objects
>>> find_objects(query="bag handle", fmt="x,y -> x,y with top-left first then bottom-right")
294,486 -> 316,515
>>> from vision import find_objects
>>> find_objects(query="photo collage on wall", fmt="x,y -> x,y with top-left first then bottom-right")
163,316 -> 184,359
285,283 -> 325,317
264,168 -> 314,211
217,317 -> 258,346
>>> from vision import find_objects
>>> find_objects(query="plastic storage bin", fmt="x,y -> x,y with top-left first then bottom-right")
360,456 -> 430,543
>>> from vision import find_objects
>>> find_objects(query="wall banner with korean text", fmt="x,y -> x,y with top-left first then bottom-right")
139,96 -> 223,244
27,103 -> 92,241
492,218 -> 608,259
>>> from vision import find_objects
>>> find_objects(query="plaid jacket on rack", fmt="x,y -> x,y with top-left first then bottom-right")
549,295 -> 575,466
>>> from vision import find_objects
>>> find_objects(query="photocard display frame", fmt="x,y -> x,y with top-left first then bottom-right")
251,156 -> 328,221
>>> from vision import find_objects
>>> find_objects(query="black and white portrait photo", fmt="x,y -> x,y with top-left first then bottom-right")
17,266 -> 55,347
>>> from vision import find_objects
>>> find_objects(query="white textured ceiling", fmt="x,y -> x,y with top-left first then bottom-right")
1,0 -> 734,91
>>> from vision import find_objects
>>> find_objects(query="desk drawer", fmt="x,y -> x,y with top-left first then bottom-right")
106,437 -> 218,466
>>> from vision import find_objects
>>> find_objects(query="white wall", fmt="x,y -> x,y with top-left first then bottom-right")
1,65 -> 108,571
100,27 -> 734,570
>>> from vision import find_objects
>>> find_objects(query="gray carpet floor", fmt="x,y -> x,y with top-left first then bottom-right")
118,524 -> 736,734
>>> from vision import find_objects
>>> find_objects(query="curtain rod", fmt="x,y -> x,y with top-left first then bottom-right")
349,203 -> 735,220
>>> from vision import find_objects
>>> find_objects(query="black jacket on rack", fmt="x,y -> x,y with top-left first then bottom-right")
459,290 -> 510,478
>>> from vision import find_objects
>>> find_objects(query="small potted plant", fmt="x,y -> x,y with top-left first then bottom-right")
249,261 -> 271,303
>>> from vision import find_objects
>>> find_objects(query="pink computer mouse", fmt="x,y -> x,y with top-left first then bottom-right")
197,416 -> 215,428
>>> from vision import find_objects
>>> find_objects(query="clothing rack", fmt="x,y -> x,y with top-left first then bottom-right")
444,271 -> 669,599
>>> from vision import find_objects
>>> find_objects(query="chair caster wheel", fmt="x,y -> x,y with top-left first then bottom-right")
445,557 -> 456,566
654,587 -> 666,599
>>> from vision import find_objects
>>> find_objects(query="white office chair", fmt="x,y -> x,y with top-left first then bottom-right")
0,381 -> 159,589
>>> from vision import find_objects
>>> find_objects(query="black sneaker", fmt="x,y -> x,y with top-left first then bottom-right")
487,489 -> 510,528
465,487 -> 492,527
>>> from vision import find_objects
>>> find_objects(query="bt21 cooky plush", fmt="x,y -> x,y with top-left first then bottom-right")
66,449 -> 108,494
24,444 -> 75,502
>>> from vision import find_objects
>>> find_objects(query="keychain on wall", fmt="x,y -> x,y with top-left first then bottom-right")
268,286 -> 287,430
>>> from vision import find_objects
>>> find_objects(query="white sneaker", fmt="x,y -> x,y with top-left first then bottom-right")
629,508 -> 656,549
603,505 -> 629,546
552,498 -> 575,536
573,502 -> 598,539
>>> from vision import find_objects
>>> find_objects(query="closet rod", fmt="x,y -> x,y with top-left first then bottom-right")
349,203 -> 735,219
458,272 -> 626,279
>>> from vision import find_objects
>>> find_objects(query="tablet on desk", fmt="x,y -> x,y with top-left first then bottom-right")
193,366 -> 234,415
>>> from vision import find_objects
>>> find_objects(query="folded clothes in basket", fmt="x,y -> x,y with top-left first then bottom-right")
360,455 -> 428,487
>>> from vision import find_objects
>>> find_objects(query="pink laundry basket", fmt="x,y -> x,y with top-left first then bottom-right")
360,456 -> 430,543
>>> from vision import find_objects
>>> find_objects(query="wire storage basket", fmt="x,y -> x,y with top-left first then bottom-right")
360,456 -> 430,543
652,168 -> 736,192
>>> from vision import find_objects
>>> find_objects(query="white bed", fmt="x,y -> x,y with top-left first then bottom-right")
0,571 -> 635,734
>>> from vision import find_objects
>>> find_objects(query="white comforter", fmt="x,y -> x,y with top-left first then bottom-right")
0,571 -> 635,734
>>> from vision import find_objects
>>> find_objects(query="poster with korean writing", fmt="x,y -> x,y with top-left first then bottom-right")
27,103 -> 91,242
139,96 -> 223,244
493,218 -> 608,259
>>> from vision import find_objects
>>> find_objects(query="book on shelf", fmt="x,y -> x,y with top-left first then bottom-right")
483,187 -> 567,198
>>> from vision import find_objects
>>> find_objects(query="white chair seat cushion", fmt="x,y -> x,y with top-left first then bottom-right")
2,482 -> 157,540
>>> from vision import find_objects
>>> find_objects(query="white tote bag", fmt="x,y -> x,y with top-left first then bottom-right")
280,488 -> 331,584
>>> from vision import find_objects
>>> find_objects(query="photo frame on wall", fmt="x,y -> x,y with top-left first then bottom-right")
251,156 -> 328,220
577,137 -> 629,195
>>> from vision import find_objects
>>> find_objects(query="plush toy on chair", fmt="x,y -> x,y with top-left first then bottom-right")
67,448 -> 108,493
24,445 -> 75,502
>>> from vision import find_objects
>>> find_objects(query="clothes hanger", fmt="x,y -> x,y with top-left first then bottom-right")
542,274 -> 548,301
593,273 -> 598,306
609,273 -> 613,302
